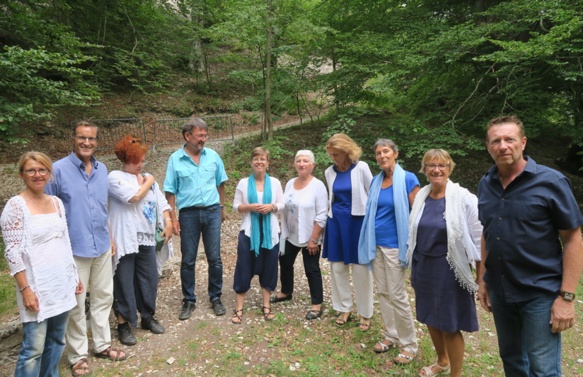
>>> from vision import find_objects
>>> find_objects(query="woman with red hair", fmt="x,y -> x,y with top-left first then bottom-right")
108,135 -> 173,345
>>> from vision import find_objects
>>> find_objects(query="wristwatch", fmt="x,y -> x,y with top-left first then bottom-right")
559,290 -> 576,302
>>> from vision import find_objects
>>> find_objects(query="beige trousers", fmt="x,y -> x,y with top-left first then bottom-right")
66,250 -> 114,365
373,246 -> 418,354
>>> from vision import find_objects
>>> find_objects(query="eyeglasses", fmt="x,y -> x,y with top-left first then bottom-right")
75,136 -> 97,143
23,168 -> 49,177
425,164 -> 448,170
188,132 -> 208,139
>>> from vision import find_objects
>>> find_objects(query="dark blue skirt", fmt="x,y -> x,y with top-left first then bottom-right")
412,251 -> 478,333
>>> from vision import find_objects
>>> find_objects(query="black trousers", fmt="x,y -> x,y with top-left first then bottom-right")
278,240 -> 323,305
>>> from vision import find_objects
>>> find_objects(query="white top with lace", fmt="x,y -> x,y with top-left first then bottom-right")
1,195 -> 78,323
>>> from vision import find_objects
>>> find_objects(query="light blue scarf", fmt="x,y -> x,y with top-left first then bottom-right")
248,174 -> 273,256
358,163 -> 410,269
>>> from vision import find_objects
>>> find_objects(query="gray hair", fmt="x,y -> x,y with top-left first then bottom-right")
373,138 -> 398,153
182,117 -> 208,139
295,150 -> 315,163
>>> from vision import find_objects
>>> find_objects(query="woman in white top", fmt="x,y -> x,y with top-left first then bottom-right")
232,147 -> 284,324
271,150 -> 328,320
108,136 -> 173,346
1,151 -> 82,377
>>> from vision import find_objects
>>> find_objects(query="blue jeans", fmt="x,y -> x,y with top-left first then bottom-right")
179,205 -> 223,303
488,288 -> 561,377
15,311 -> 69,377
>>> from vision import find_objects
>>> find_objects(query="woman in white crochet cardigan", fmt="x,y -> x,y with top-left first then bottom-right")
1,151 -> 82,376
406,149 -> 482,377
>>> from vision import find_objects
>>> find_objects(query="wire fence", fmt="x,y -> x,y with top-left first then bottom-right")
91,115 -> 234,151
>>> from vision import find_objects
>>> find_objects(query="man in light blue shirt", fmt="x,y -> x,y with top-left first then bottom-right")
164,117 -> 228,320
45,121 -> 127,375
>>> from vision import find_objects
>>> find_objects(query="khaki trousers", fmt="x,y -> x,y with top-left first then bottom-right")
373,246 -> 418,353
66,250 -> 114,365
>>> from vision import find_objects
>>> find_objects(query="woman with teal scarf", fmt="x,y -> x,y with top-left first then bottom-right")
358,139 -> 420,365
232,147 -> 284,324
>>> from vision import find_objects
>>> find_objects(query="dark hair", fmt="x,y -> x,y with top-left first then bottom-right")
182,117 -> 208,140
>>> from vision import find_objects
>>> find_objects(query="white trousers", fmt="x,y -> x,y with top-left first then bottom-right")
329,262 -> 373,318
66,250 -> 114,365
373,246 -> 418,353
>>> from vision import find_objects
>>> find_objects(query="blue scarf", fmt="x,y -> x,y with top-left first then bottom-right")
248,174 -> 273,256
358,163 -> 410,269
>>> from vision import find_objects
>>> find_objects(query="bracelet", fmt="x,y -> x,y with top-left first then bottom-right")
19,285 -> 30,293
164,217 -> 172,221
310,239 -> 318,244
272,204 -> 276,212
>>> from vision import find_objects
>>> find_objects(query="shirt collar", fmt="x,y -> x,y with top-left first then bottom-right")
179,145 -> 207,159
68,152 -> 99,169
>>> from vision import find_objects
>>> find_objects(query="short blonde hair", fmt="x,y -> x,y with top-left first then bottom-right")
420,149 -> 456,174
18,151 -> 54,181
325,133 -> 362,163
251,147 -> 270,161
295,150 -> 315,164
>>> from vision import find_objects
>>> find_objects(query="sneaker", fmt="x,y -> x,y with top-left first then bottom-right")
211,299 -> 226,316
117,322 -> 137,346
141,317 -> 165,334
179,301 -> 196,320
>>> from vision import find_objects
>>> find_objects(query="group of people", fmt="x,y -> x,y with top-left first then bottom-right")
1,115 -> 581,377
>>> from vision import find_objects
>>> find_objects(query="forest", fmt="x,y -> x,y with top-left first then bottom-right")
1,0 -> 583,167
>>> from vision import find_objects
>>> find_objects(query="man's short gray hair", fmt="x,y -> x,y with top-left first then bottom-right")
182,117 -> 208,139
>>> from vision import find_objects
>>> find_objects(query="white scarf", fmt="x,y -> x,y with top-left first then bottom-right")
406,180 -> 479,293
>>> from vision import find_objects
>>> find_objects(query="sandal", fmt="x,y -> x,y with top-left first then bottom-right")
419,362 -> 451,377
262,306 -> 275,321
394,350 -> 416,365
373,339 -> 396,353
95,346 -> 128,361
358,316 -> 371,331
335,312 -> 351,326
232,309 -> 243,324
71,358 -> 91,376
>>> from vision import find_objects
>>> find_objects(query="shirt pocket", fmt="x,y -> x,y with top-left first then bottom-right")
199,165 -> 216,185
177,169 -> 196,191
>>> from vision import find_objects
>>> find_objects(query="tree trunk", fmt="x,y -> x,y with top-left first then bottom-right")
264,0 -> 274,140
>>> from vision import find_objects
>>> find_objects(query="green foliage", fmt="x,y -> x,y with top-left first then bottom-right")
0,45 -> 99,140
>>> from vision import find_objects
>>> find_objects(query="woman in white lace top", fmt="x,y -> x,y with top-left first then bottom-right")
1,151 -> 82,376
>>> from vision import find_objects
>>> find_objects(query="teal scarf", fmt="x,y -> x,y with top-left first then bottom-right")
248,174 -> 273,256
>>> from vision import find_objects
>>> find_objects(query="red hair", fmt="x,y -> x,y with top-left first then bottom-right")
114,135 -> 148,164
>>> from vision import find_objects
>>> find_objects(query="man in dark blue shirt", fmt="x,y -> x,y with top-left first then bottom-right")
477,115 -> 583,376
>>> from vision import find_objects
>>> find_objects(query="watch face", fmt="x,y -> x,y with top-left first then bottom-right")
564,292 -> 575,301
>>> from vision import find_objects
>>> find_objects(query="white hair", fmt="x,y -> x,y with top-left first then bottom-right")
295,150 -> 315,163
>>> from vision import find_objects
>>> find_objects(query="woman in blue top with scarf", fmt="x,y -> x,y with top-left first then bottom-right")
359,139 -> 420,365
232,147 -> 284,324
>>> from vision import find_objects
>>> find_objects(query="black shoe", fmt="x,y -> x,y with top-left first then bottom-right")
179,301 -> 196,320
118,322 -> 137,346
305,307 -> 323,320
270,294 -> 292,303
211,299 -> 226,316
141,317 -> 165,334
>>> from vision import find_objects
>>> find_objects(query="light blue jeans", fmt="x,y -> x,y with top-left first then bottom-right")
488,289 -> 561,377
15,311 -> 69,377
